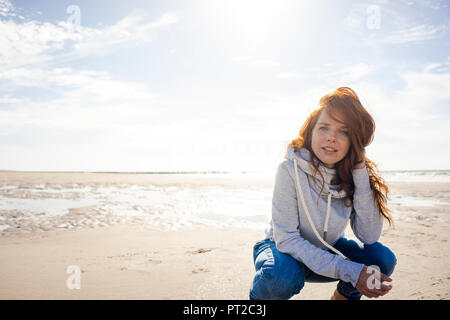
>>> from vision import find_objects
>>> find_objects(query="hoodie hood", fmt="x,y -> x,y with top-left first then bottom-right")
285,146 -> 346,199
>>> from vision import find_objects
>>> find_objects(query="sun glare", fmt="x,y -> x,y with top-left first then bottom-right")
205,0 -> 305,48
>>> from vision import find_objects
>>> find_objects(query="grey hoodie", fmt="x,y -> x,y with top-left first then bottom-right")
265,147 -> 383,287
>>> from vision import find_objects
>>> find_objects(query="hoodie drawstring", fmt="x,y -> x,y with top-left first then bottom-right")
293,158 -> 348,260
324,193 -> 331,242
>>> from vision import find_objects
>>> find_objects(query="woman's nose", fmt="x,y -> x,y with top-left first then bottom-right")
327,134 -> 336,142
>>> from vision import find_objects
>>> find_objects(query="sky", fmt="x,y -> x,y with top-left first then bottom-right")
0,0 -> 449,172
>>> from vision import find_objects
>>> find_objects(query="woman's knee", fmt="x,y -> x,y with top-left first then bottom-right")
364,242 -> 397,276
250,249 -> 305,300
250,265 -> 304,300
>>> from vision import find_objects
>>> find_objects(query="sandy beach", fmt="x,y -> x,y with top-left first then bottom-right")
0,171 -> 449,300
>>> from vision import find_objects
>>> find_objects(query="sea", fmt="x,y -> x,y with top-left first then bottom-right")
0,170 -> 449,233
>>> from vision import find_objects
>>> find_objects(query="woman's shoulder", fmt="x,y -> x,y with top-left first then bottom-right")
276,157 -> 306,183
277,157 -> 294,172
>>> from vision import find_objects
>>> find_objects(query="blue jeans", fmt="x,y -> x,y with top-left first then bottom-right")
249,237 -> 397,300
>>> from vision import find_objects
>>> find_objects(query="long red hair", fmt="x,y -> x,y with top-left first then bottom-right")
287,87 -> 393,227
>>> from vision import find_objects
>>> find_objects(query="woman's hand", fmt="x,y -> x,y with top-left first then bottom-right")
354,149 -> 366,169
356,265 -> 393,298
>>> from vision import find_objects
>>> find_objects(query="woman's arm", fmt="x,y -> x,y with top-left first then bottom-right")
350,165 -> 384,244
272,160 -> 364,287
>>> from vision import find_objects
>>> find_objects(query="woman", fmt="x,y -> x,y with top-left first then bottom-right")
249,87 -> 397,300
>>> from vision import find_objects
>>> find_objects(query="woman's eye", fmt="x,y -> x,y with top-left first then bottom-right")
319,126 -> 327,131
340,130 -> 349,136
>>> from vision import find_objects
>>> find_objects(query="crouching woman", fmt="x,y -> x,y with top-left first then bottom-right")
249,87 -> 397,300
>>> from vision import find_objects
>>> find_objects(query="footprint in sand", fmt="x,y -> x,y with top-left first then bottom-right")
118,258 -> 162,272
188,248 -> 215,254
148,258 -> 162,265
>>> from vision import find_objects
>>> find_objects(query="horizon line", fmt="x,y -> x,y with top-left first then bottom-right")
0,169 -> 449,174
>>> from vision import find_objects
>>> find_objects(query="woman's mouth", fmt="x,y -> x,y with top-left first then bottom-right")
322,146 -> 337,154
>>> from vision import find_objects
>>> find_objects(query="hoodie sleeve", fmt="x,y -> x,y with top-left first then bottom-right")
272,161 -> 364,287
350,166 -> 384,245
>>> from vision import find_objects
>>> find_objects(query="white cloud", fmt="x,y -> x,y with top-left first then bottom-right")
354,67 -> 450,120
395,72 -> 450,109
67,12 -> 178,56
0,68 -> 161,138
314,63 -> 376,84
381,23 -> 448,44
0,19 -> 79,69
340,63 -> 375,82
344,2 -> 449,46
0,67 -> 158,105
0,0 -> 15,17
424,59 -> 450,73
0,11 -> 178,70
412,0 -> 448,10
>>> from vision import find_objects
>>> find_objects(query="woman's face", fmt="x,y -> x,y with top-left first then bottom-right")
311,110 -> 351,169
